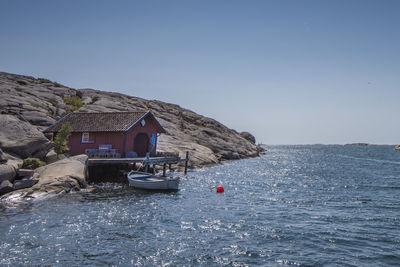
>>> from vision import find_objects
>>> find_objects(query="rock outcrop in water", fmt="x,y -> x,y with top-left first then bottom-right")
0,71 -> 261,167
0,71 -> 262,199
0,155 -> 87,201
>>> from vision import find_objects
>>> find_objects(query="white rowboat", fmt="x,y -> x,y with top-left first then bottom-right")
127,171 -> 180,190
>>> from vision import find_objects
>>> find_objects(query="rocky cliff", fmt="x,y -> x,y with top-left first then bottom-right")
0,72 -> 261,167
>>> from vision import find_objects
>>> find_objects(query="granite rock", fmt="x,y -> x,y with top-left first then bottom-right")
0,114 -> 53,159
0,164 -> 16,183
240,132 -> 256,144
0,180 -> 13,196
45,149 -> 58,164
13,177 -> 38,190
0,149 -> 7,164
1,155 -> 87,200
17,169 -> 34,177
0,71 -> 261,168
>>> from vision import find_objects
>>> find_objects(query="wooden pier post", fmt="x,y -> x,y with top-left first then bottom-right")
163,163 -> 167,177
144,152 -> 150,173
184,151 -> 189,175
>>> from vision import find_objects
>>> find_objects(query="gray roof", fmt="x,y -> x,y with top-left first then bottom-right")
44,111 -> 165,133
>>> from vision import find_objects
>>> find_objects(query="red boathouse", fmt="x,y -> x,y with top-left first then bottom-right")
44,111 -> 166,157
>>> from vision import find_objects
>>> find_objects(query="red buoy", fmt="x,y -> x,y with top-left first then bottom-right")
217,186 -> 224,193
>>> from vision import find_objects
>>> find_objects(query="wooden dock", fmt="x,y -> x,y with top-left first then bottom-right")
87,156 -> 183,166
86,152 -> 190,183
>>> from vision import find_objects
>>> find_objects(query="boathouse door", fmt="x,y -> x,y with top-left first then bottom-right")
134,133 -> 149,157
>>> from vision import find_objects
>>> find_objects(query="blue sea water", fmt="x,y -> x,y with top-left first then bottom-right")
1,145 -> 400,266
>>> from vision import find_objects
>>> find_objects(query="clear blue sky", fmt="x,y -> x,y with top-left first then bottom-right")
1,0 -> 399,144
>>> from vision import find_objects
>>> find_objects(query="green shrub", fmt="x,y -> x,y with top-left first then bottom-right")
16,80 -> 27,86
29,102 -> 47,110
90,96 -> 99,104
38,78 -> 52,83
54,122 -> 72,155
22,158 -> 46,169
48,98 -> 58,107
53,82 -> 64,87
64,96 -> 83,111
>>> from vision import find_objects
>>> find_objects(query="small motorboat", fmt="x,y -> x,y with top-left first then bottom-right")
127,171 -> 180,190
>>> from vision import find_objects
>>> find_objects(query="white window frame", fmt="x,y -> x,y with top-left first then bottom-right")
82,132 -> 90,143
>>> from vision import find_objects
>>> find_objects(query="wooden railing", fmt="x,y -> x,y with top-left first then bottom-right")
156,151 -> 180,158
85,149 -> 180,159
85,149 -> 121,158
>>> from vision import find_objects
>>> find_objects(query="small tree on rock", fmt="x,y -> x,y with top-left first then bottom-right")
54,122 -> 72,156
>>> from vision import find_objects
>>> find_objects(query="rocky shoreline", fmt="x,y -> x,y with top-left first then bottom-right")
0,71 -> 262,202
1,155 -> 87,203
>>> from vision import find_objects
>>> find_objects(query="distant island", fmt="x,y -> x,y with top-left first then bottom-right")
345,143 -> 399,148
345,143 -> 370,146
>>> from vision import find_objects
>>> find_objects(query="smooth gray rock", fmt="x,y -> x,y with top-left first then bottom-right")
13,177 -> 38,190
0,114 -> 53,158
45,149 -> 58,164
4,156 -> 23,170
0,149 -> 7,163
17,169 -> 34,177
0,164 -> 16,183
0,155 -> 88,200
32,148 -> 50,160
26,155 -> 87,194
240,132 -> 256,144
21,110 -> 56,126
0,180 -> 13,195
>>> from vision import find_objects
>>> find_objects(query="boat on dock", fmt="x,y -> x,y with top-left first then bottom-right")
127,171 -> 180,190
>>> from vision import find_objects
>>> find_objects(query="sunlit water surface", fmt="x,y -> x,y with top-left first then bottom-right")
1,145 -> 400,266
